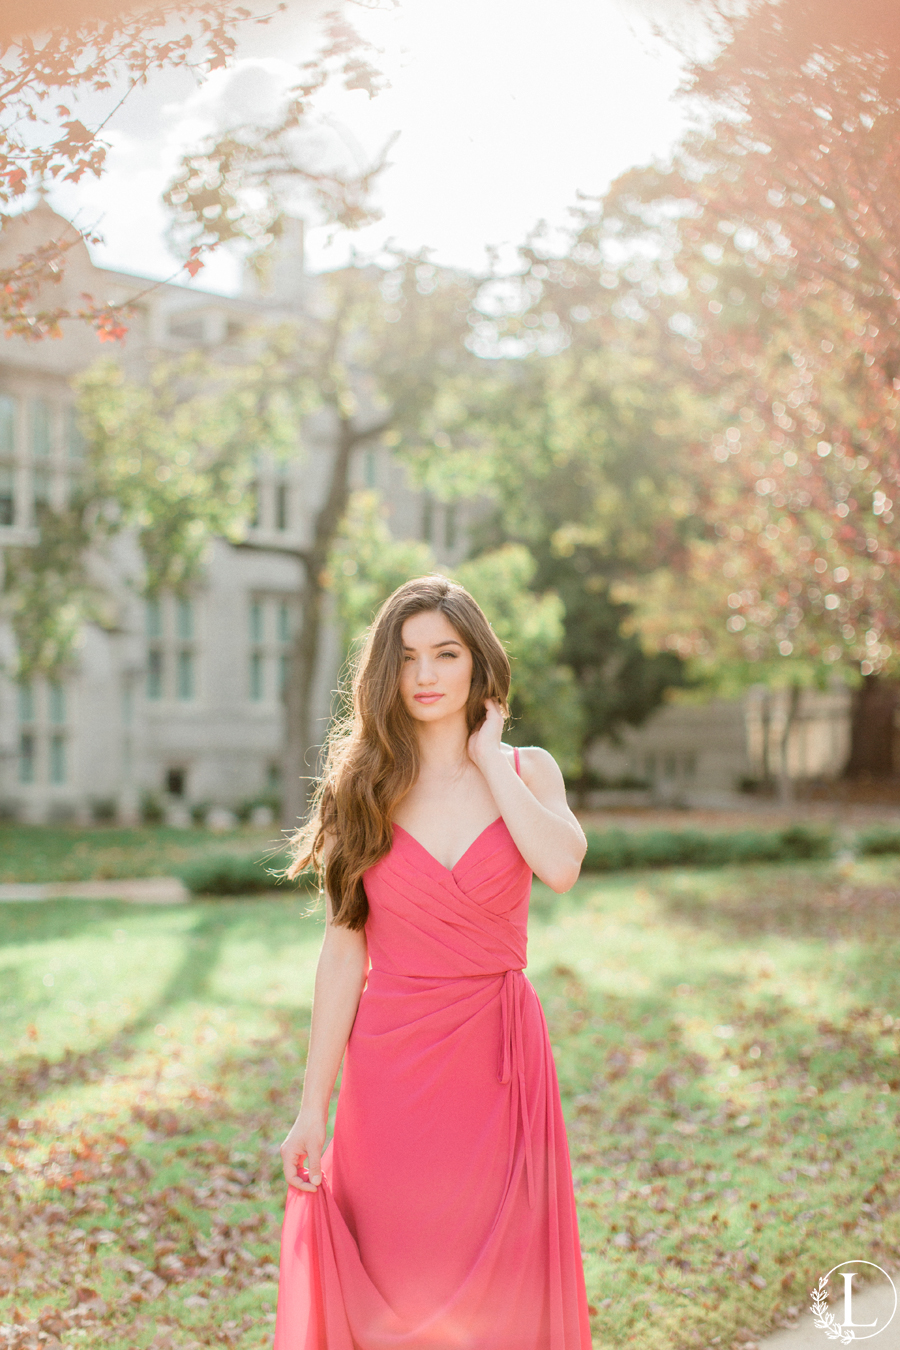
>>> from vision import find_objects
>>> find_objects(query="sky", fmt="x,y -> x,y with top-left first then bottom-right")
45,0 -> 695,294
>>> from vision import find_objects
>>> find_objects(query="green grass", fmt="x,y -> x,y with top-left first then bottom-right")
0,824 -> 281,884
1,857 -> 899,1349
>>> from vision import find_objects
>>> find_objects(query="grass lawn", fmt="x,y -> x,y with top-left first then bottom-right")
1,856 -> 899,1349
0,825 -> 280,885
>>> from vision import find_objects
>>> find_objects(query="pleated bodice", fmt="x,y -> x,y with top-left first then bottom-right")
362,816 -> 532,978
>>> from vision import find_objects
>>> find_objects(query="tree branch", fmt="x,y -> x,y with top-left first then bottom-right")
232,538 -> 311,567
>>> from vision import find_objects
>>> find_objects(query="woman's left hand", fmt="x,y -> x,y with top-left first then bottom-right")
467,698 -> 506,768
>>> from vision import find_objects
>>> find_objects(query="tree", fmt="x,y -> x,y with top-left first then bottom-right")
4,256 -> 499,826
266,258 -> 500,827
3,347 -> 286,675
456,269 -> 700,790
557,0 -> 900,777
164,11 -> 386,265
619,275 -> 900,784
0,2 -> 382,338
666,0 -> 900,356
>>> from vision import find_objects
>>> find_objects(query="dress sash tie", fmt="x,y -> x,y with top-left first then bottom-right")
498,967 -> 536,1208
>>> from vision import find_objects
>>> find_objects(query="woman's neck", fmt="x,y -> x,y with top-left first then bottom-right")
415,713 -> 471,776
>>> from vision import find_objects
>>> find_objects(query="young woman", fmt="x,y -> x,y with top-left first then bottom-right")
274,575 -> 593,1350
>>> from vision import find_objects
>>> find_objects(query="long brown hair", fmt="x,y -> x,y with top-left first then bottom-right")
287,575 -> 512,928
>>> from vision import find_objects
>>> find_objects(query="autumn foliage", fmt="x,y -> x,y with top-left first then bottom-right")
0,3 -> 382,340
571,0 -> 900,699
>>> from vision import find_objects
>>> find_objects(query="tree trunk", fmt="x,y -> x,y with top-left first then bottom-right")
282,566 -> 326,831
759,688 -> 772,790
572,731 -> 594,809
280,415 -> 387,830
844,673 -> 900,780
776,682 -> 802,805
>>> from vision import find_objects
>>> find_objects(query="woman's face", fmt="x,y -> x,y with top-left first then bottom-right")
399,609 -> 474,726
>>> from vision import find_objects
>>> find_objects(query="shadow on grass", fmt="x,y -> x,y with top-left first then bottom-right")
529,869 -> 900,1134
528,959 -> 900,1350
0,897 -> 147,948
654,864 -> 900,1016
658,867 -> 900,943
0,897 -> 322,1113
532,956 -> 895,1198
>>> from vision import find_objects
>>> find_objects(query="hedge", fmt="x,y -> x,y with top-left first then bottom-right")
582,824 -> 833,873
855,826 -> 900,857
180,820 -> 900,893
178,851 -> 291,895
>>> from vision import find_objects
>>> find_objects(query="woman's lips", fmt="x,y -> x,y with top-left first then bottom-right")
414,693 -> 444,703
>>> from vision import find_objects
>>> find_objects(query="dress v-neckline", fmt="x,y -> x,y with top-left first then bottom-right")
392,817 -> 505,874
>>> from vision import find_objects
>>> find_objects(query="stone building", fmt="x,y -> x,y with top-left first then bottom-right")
586,683 -> 852,806
0,204 -> 468,824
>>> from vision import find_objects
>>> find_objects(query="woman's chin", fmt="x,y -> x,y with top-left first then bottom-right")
407,699 -> 463,721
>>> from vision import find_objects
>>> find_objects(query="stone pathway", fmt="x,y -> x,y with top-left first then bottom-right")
0,876 -> 188,903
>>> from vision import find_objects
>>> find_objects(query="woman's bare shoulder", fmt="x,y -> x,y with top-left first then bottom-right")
505,744 -> 562,777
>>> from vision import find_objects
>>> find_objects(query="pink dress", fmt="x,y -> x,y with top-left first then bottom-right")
274,748 -> 593,1349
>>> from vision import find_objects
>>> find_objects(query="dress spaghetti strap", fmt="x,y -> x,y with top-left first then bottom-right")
514,745 -> 521,777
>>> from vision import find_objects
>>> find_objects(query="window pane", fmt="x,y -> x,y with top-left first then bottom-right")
250,651 -> 263,701
31,400 -> 52,457
279,651 -> 289,695
67,407 -> 85,460
0,394 -> 15,455
50,734 -> 66,784
146,597 -> 163,639
33,469 -> 50,505
19,732 -> 35,784
48,683 -> 66,724
0,466 -> 13,526
278,602 -> 290,643
250,600 -> 263,644
364,448 -> 377,489
147,648 -> 163,699
17,683 -> 34,723
177,650 -> 193,700
275,482 -> 288,530
176,597 -> 193,641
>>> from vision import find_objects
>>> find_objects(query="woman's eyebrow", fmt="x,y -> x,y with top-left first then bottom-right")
401,639 -> 463,651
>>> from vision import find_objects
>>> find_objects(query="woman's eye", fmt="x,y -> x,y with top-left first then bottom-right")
438,650 -> 457,658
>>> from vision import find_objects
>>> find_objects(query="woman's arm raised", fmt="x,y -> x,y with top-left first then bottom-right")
279,849 -> 369,1192
468,700 -> 587,894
